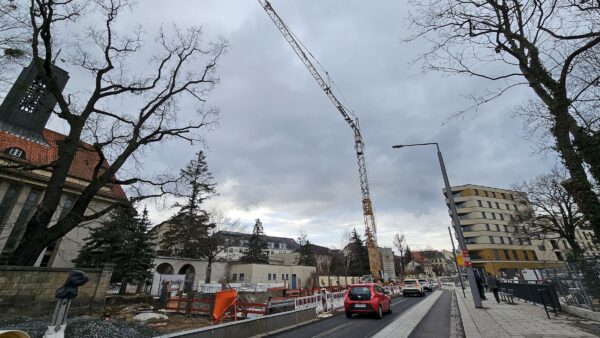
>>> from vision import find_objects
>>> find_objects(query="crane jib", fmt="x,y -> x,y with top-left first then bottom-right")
257,0 -> 383,280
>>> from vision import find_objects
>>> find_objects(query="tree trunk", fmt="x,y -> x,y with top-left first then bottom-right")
119,280 -> 128,295
205,258 -> 212,284
6,222 -> 52,266
552,110 -> 600,240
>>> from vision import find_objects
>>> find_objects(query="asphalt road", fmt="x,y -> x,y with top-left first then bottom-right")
270,292 -> 431,338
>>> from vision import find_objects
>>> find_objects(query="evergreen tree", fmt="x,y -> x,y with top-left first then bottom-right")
240,219 -> 269,264
297,232 -> 317,266
405,246 -> 413,263
346,228 -> 370,276
159,151 -> 216,258
74,206 -> 156,294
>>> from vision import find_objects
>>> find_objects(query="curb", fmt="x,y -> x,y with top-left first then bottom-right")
454,288 -> 481,338
561,304 -> 600,323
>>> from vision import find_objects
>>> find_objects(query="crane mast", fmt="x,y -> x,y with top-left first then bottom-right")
257,0 -> 382,280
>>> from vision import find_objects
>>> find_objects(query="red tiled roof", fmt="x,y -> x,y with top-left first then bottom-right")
0,128 -> 127,201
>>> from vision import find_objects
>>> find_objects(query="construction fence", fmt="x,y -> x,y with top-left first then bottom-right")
163,290 -> 348,319
541,257 -> 600,312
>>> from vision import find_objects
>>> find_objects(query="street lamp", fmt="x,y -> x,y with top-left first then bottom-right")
392,142 -> 483,308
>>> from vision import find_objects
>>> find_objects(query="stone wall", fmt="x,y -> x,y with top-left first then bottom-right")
0,264 -> 113,317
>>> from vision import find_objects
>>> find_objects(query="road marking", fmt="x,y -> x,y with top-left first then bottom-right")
310,321 -> 356,338
372,290 -> 443,338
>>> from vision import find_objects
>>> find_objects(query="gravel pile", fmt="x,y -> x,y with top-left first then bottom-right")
0,316 -> 159,338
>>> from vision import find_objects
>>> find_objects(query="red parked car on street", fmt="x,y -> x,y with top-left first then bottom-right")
344,283 -> 392,319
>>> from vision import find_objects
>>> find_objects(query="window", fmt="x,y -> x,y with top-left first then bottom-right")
286,274 -> 289,280
495,202 -> 500,209
504,250 -> 511,260
505,203 -> 510,210
239,273 -> 245,281
232,273 -> 238,281
2,189 -> 41,253
489,236 -> 495,244
0,185 -> 21,233
512,250 -> 519,260
508,237 -> 513,245
282,274 -> 285,280
499,214 -> 504,221
478,200 -> 483,207
494,224 -> 500,231
487,201 -> 493,208
503,225 -> 508,232
501,193 -> 506,199
491,213 -> 496,220
499,237 -> 505,244
555,252 -> 564,261
5,147 -> 26,159
538,245 -> 546,251
484,224 -> 490,231
474,189 -> 479,196
494,250 -> 500,260
481,212 -> 487,219
484,191 -> 489,197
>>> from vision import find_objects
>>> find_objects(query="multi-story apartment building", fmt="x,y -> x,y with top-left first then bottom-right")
217,231 -> 299,261
534,226 -> 600,262
148,224 -> 300,261
445,184 -> 561,278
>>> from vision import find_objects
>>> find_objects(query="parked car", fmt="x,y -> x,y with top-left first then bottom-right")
344,283 -> 392,319
402,279 -> 424,297
419,279 -> 433,292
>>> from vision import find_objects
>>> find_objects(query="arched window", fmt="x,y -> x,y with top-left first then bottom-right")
4,147 -> 26,159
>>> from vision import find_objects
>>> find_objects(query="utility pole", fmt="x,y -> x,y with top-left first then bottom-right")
392,143 -> 483,308
448,226 -> 465,298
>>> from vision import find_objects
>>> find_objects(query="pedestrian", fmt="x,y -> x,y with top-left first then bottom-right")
488,273 -> 500,303
474,272 -> 487,300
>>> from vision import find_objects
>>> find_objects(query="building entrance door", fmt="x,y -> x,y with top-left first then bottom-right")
291,274 -> 297,289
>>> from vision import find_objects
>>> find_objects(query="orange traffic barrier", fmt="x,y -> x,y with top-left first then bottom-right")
213,289 -> 238,323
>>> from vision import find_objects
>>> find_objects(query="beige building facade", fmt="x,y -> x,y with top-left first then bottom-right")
228,263 -> 316,289
446,184 -> 561,278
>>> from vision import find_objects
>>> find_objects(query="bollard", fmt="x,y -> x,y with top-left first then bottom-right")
43,270 -> 89,338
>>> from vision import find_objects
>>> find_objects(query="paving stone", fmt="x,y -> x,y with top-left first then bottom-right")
456,289 -> 596,337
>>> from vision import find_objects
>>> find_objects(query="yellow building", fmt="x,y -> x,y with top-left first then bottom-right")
446,184 -> 562,278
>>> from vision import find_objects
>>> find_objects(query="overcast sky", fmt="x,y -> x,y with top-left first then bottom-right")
8,0 -> 562,253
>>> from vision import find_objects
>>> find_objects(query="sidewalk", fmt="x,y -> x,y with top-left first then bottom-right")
455,288 -> 597,337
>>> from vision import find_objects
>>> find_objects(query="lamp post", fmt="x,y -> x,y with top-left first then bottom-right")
392,142 -> 483,308
448,226 -> 466,298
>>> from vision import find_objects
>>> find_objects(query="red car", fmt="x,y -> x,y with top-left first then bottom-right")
344,283 -> 392,319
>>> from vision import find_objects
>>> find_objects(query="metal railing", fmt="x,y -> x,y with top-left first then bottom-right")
498,282 -> 561,314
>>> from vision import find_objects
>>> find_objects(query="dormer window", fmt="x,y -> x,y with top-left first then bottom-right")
5,147 -> 26,159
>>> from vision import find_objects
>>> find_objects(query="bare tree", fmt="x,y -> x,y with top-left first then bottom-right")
203,210 -> 242,284
408,0 -> 600,238
511,168 -> 587,258
3,0 -> 227,265
0,0 -> 30,90
393,232 -> 406,277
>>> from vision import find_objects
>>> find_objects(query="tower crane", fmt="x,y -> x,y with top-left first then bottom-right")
257,0 -> 382,280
